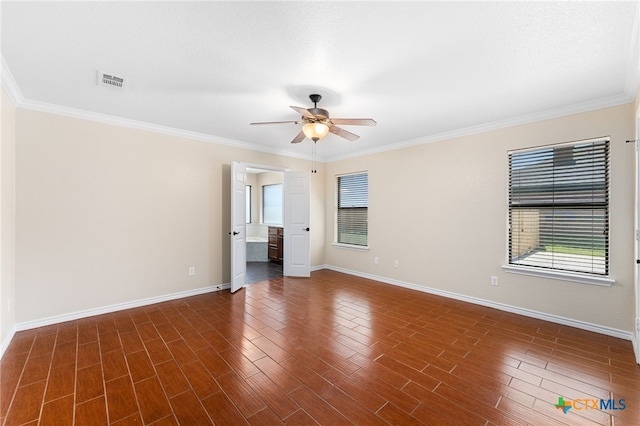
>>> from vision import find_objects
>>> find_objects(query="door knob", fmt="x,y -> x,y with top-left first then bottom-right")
229,231 -> 239,235
304,227 -> 310,231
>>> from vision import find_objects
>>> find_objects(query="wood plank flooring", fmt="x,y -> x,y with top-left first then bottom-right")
1,269 -> 638,425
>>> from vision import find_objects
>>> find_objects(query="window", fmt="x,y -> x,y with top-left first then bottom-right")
337,172 -> 368,247
246,185 -> 251,224
262,184 -> 282,225
508,138 -> 609,277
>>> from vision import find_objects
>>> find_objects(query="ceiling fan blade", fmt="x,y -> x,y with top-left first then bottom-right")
250,120 -> 301,125
330,118 -> 377,126
291,130 -> 306,144
329,126 -> 360,142
290,106 -> 316,119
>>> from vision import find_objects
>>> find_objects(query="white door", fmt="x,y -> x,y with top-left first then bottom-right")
230,161 -> 246,293
283,171 -> 311,277
635,115 -> 640,365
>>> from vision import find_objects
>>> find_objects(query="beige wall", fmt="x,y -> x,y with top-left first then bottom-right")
15,109 -> 324,324
5,94 -> 637,336
1,88 -> 17,347
325,103 -> 635,332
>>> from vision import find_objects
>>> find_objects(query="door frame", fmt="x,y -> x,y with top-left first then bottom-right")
635,107 -> 640,364
231,162 -> 313,290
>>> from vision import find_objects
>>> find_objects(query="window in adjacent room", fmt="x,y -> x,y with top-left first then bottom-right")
262,183 -> 282,225
246,185 -> 251,224
337,172 -> 368,247
508,137 -> 609,277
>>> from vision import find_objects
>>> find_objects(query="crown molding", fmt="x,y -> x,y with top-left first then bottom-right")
1,55 -> 313,161
3,54 -> 636,165
18,98 -> 313,161
1,56 -> 24,105
324,92 -> 635,163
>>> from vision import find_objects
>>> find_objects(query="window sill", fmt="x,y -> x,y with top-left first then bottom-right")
502,265 -> 614,287
332,243 -> 370,252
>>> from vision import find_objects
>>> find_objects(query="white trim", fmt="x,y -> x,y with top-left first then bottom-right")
635,101 -> 640,365
3,55 -> 634,165
18,98 -> 313,161
331,243 -> 369,252
502,265 -> 615,287
633,324 -> 640,365
0,56 -> 21,360
0,55 -> 311,161
323,265 -> 633,341
323,93 -> 633,163
3,268 -> 634,357
310,264 -> 328,272
0,325 -> 18,360
1,56 -> 23,105
14,284 -> 229,332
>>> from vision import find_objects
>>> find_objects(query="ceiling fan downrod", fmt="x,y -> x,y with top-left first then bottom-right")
309,94 -> 322,108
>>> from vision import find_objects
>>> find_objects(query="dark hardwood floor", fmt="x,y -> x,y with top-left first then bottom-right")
1,269 -> 638,425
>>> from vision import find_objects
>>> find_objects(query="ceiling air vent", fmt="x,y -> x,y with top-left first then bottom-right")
97,71 -> 126,90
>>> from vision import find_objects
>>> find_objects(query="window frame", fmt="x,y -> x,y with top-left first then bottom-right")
503,137 -> 614,286
245,185 -> 251,224
334,171 -> 369,250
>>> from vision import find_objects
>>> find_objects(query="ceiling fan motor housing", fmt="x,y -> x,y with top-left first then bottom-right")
308,108 -> 329,121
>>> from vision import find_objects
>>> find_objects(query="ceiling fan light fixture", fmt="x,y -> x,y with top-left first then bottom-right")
251,93 -> 375,144
302,122 -> 329,142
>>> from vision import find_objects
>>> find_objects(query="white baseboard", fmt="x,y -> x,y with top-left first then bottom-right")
4,268 -> 635,360
0,325 -> 17,360
324,265 -> 634,341
310,264 -> 327,272
14,283 -> 230,333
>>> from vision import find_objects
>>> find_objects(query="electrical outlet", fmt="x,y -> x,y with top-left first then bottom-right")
491,276 -> 499,286
394,260 -> 399,268
188,267 -> 196,276
374,257 -> 379,265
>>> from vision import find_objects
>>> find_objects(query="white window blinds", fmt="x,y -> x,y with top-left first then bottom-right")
508,138 -> 609,276
337,173 -> 368,246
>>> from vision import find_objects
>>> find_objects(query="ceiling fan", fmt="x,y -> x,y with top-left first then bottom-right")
250,94 -> 377,144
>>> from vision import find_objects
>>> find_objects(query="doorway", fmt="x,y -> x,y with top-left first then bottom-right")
231,162 -> 311,292
246,167 -> 284,284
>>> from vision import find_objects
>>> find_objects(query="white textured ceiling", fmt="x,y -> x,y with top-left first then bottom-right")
2,1 -> 638,161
